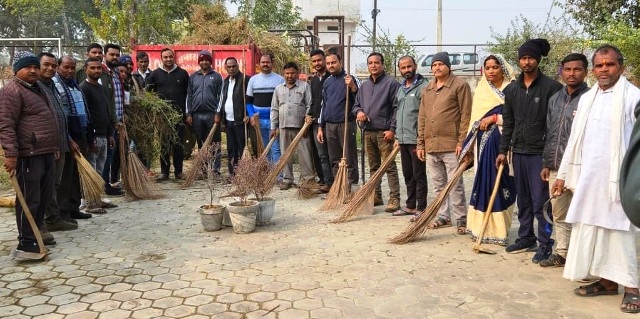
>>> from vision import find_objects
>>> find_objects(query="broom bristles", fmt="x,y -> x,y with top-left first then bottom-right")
125,152 -> 164,200
265,118 -> 313,190
74,152 -> 104,205
117,125 -> 128,185
333,144 -> 400,223
181,123 -> 219,188
389,155 -> 473,244
242,146 -> 252,159
318,160 -> 351,211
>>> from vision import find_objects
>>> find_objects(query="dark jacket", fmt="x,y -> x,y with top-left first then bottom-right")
352,72 -> 400,132
147,65 -> 190,114
310,71 -> 330,118
187,69 -> 224,114
0,79 -> 59,158
542,83 -> 589,170
76,67 -> 117,128
218,72 -> 250,126
396,74 -> 428,144
499,70 -> 563,154
132,69 -> 151,92
320,69 -> 357,127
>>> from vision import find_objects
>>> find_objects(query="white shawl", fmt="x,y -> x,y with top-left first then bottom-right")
559,76 -> 631,201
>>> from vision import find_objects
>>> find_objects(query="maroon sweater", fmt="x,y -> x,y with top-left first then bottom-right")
0,79 -> 59,158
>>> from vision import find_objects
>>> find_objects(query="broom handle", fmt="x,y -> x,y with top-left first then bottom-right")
242,46 -> 249,148
474,163 -> 505,247
261,133 -> 278,158
9,171 -> 46,254
342,36 -> 352,159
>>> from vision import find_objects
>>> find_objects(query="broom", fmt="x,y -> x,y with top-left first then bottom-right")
472,163 -> 504,254
241,46 -> 253,160
253,113 -> 265,156
389,153 -> 474,244
264,116 -> 314,190
333,144 -> 400,223
74,152 -> 105,207
181,122 -> 219,188
261,132 -> 278,158
318,36 -> 353,212
118,124 -> 164,200
9,171 -> 47,260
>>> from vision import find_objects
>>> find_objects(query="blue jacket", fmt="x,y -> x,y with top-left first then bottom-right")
320,69 -> 358,127
187,69 -> 223,114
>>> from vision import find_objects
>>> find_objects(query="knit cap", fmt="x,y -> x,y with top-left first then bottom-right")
13,51 -> 39,74
517,38 -> 551,62
431,51 -> 451,69
198,50 -> 213,63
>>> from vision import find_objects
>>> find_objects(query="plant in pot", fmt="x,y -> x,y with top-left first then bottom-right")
249,155 -> 276,226
198,143 -> 225,231
228,156 -> 261,233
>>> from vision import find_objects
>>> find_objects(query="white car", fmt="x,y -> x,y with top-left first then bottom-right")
417,52 -> 482,76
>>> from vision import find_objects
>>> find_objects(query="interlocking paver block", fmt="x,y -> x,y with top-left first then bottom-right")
79,292 -> 112,303
89,299 -> 121,311
278,308 -> 310,319
64,310 -> 99,319
247,291 -> 275,303
229,300 -> 259,313
261,281 -> 290,293
261,299 -> 292,312
162,280 -> 190,290
17,295 -> 49,307
184,294 -> 214,306
246,309 -> 276,319
152,296 -> 183,309
21,304 -> 56,316
310,307 -> 342,319
112,290 -> 142,301
48,292 -> 81,305
172,287 -> 201,298
0,305 -> 23,317
93,275 -> 123,285
232,283 -> 260,294
293,298 -> 323,310
72,284 -> 103,295
216,292 -> 244,303
56,301 -> 90,314
197,302 -> 227,315
131,307 -> 164,319
103,283 -> 132,293
151,274 -> 180,283
120,298 -> 152,310
164,305 -> 196,318
123,274 -> 152,284
189,279 -> 218,289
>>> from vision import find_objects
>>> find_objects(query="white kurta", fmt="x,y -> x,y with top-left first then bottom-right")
558,82 -> 640,287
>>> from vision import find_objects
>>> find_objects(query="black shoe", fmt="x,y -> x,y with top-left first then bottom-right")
63,217 -> 78,225
156,173 -> 169,182
70,211 -> 93,219
175,173 -> 184,180
532,244 -> 553,264
46,219 -> 79,232
16,241 -> 47,254
505,238 -> 537,254
105,186 -> 124,196
38,228 -> 56,246
539,253 -> 566,267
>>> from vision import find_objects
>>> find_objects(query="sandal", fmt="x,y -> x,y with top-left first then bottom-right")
574,281 -> 619,297
101,201 -> 118,209
621,292 -> 640,313
392,207 -> 416,216
409,213 -> 421,222
87,207 -> 107,215
427,217 -> 452,229
457,220 -> 467,235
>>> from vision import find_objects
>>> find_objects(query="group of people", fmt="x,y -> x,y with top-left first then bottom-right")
1,38 -> 639,312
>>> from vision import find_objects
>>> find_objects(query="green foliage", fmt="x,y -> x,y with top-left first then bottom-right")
359,23 -> 418,75
231,0 -> 302,30
560,0 -> 640,35
488,14 -> 588,77
594,19 -> 640,80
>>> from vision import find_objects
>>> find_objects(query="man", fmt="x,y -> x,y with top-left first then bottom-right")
146,48 -> 190,180
187,50 -> 223,175
416,51 -> 472,234
309,49 -> 332,192
80,57 -> 115,214
270,62 -> 315,190
538,53 -> 589,268
101,43 -> 125,195
75,43 -> 104,83
0,52 -> 59,257
352,52 -> 401,212
118,54 -> 134,106
54,56 -> 97,219
316,50 -> 359,186
132,51 -> 151,90
393,55 -> 429,217
246,54 -> 284,166
496,39 -> 563,262
217,57 -> 250,176
553,44 -> 640,313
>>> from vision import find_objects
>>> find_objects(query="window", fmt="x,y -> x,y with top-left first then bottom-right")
327,26 -> 339,31
449,54 -> 461,65
463,53 -> 478,64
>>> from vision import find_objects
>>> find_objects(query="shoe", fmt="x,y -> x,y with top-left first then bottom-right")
532,244 -> 553,264
156,173 -> 169,182
38,227 -> 56,246
70,211 -> 93,219
385,198 -> 400,212
16,241 -> 48,254
101,201 -> 118,209
109,181 -> 123,189
46,219 -> 78,232
539,253 -> 566,268
374,195 -> 384,206
105,186 -> 124,196
320,185 -> 331,193
175,173 -> 184,180
63,217 -> 78,225
505,238 -> 537,254
279,182 -> 292,190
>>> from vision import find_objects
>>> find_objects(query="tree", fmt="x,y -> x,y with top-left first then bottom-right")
359,23 -> 417,76
488,14 -> 588,77
593,19 -> 640,80
560,0 -> 640,35
231,0 -> 302,30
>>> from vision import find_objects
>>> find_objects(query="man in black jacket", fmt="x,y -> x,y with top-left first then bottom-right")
309,49 -> 332,192
217,57 -> 250,176
147,48 -> 190,181
496,38 -> 563,262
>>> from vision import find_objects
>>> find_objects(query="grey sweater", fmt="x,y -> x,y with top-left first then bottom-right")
352,72 -> 400,132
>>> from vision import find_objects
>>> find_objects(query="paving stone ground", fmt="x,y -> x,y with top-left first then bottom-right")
0,164 -> 634,318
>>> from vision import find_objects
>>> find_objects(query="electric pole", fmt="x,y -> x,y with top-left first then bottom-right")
372,0 -> 380,52
437,0 -> 442,52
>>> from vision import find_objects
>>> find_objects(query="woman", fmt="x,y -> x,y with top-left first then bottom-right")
465,54 -> 517,245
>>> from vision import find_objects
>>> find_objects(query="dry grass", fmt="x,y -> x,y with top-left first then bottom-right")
181,123 -> 220,188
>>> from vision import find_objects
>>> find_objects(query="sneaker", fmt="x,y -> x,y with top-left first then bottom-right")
110,181 -> 123,189
156,174 -> 169,182
16,241 -> 47,254
505,238 -> 537,254
46,219 -> 78,232
539,253 -> 566,268
532,244 -> 553,264
38,227 -> 56,246
105,186 -> 124,196
385,198 -> 401,212
374,195 -> 384,206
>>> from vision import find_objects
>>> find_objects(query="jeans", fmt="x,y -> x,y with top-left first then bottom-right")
313,124 -> 333,185
87,136 -> 108,175
192,112 -> 221,173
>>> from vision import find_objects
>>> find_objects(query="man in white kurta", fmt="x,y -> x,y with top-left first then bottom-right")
554,45 -> 640,313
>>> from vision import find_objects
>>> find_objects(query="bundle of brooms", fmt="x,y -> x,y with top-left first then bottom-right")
181,123 -> 219,188
263,116 -> 313,189
389,153 -> 474,244
74,152 -> 104,205
333,144 -> 400,223
118,124 -> 164,200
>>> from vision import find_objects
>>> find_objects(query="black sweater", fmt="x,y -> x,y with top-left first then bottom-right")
146,65 -> 190,114
80,80 -> 113,137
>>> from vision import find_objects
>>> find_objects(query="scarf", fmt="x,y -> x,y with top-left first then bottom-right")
468,54 -> 515,132
563,75 -> 630,201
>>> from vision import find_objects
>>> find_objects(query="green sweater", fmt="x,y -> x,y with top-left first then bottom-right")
395,74 -> 428,145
